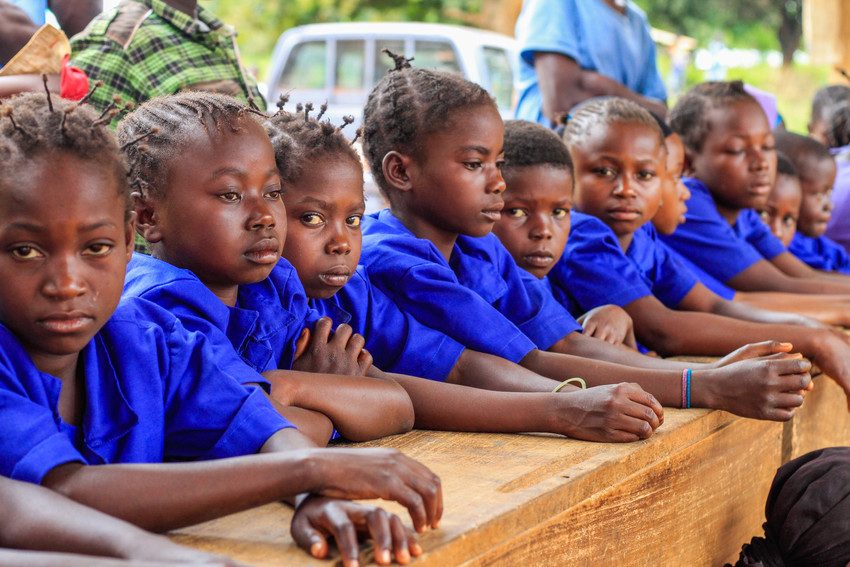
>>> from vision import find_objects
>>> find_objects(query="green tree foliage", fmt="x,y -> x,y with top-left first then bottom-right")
634,0 -> 802,64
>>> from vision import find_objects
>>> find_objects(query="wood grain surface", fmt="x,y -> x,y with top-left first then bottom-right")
170,374 -> 850,566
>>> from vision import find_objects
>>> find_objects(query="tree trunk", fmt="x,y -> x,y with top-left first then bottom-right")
778,1 -> 802,67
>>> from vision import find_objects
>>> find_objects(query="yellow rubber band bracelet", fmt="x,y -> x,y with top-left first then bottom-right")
553,377 -> 587,392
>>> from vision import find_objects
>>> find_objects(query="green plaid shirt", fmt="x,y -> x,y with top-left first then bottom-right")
69,0 -> 265,118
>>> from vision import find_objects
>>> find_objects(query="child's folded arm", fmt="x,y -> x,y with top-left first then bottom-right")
262,368 -> 415,442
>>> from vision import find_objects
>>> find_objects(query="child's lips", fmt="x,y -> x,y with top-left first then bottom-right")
38,311 -> 95,334
523,250 -> 554,267
318,266 -> 352,287
481,202 -> 504,222
244,238 -> 280,264
608,208 -> 641,221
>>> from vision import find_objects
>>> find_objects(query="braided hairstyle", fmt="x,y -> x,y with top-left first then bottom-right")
118,91 -> 266,199
265,98 -> 361,186
774,130 -> 833,174
562,97 -> 665,153
0,89 -> 131,218
669,81 -> 758,154
362,49 -> 497,197
503,119 -> 573,172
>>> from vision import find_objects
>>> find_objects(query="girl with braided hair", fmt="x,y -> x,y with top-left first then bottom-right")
356,51 -> 812,418
0,89 -> 442,567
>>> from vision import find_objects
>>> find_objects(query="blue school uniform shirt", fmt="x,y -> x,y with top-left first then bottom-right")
549,212 -> 697,311
789,233 -> 850,275
664,244 -> 737,301
125,253 -> 321,374
360,209 -> 580,362
0,298 -> 293,485
660,178 -> 786,283
514,0 -> 666,125
311,267 -> 465,381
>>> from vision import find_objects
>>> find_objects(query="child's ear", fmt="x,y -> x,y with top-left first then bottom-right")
133,190 -> 164,244
682,148 -> 696,177
124,211 -> 137,261
382,151 -> 414,193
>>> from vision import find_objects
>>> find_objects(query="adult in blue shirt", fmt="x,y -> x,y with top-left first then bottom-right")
514,0 -> 667,127
0,0 -> 100,65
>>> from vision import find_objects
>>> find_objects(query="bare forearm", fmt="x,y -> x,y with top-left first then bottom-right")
709,298 -> 822,328
447,348 -> 562,392
551,332 -> 694,370
41,447 -> 327,532
391,374 -> 556,432
734,291 -> 850,326
264,369 -> 414,441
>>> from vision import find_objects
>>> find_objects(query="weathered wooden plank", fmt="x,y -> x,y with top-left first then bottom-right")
171,409 -> 783,566
784,374 -> 850,461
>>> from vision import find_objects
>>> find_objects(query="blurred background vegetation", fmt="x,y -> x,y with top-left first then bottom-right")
211,0 -> 832,133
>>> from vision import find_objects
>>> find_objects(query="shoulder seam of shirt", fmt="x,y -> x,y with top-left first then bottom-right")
103,1 -> 153,49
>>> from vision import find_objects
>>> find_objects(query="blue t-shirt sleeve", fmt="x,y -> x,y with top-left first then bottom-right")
362,250 -> 536,363
644,230 -> 698,308
130,277 -> 273,387
661,242 -> 736,300
636,13 -> 666,101
740,209 -> 786,260
334,272 -> 465,381
549,214 -> 651,311
0,331 -> 85,484
517,0 -> 581,68
159,317 -> 293,461
508,261 -> 583,349
660,179 -> 765,283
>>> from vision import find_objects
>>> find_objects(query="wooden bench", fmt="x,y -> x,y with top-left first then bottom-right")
171,375 -> 850,566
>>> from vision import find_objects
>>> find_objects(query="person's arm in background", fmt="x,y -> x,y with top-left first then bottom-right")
534,53 -> 667,126
728,258 -> 850,294
735,291 -> 850,327
49,0 -> 102,37
0,1 -> 38,62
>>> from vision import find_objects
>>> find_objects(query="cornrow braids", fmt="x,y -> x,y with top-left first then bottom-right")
563,97 -> 665,152
669,81 -> 757,153
503,119 -> 573,172
265,105 -> 361,186
0,91 -> 131,218
362,49 -> 497,196
823,100 -> 850,149
117,91 -> 263,198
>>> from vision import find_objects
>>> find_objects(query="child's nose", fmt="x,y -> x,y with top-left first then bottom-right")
326,230 -> 352,255
246,200 -> 276,230
42,257 -> 87,299
490,169 -> 507,194
615,177 -> 636,197
529,216 -> 553,240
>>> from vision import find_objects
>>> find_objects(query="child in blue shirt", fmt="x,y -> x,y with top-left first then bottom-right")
759,153 -> 803,248
0,91 -> 441,566
119,92 -> 416,447
267,105 -> 662,442
662,81 -> 850,298
356,51 -> 814,414
493,115 -> 824,420
774,130 -> 850,275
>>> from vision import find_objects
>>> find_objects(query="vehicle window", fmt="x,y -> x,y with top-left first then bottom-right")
414,40 -> 460,74
279,40 -> 326,90
483,46 -> 514,111
373,39 -> 405,84
335,40 -> 365,92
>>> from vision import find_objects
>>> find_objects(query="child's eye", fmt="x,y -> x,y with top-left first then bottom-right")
265,189 -> 283,200
346,215 -> 362,228
506,208 -> 527,218
592,167 -> 616,179
637,170 -> 656,181
495,159 -> 505,170
782,215 -> 797,227
219,191 -> 241,203
758,210 -> 770,222
301,213 -> 324,226
726,148 -> 745,156
82,242 -> 114,257
9,245 -> 43,260
553,208 -> 568,219
463,162 -> 483,171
